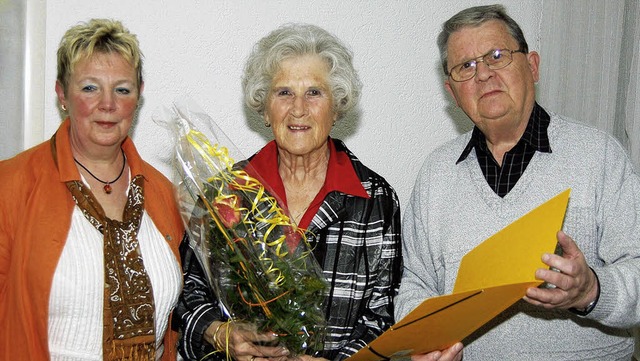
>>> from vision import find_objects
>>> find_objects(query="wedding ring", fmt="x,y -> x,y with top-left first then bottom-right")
250,356 -> 257,361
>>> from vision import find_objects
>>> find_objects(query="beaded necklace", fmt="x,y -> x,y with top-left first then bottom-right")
73,149 -> 126,194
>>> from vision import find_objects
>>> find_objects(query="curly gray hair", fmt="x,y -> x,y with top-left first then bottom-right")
242,23 -> 361,120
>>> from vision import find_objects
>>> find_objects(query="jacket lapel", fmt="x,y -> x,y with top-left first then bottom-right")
307,192 -> 346,232
306,192 -> 347,267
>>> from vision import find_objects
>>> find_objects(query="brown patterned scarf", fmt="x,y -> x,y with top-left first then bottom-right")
66,174 -> 157,360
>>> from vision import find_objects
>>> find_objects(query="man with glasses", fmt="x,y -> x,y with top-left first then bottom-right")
396,4 -> 640,360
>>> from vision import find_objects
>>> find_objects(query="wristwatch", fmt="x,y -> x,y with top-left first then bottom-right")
569,267 -> 600,316
569,298 -> 597,316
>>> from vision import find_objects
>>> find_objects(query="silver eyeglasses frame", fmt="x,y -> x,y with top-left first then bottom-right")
448,48 -> 525,82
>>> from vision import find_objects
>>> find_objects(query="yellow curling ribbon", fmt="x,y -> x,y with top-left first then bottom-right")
184,128 -> 314,313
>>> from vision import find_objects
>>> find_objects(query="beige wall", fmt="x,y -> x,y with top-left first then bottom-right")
32,0 -> 542,207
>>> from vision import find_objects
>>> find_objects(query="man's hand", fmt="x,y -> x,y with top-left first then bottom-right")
411,342 -> 463,361
524,231 -> 599,310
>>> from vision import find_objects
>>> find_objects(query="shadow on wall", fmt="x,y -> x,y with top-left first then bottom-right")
446,104 -> 473,134
244,106 -> 271,142
436,60 -> 473,136
127,95 -> 146,139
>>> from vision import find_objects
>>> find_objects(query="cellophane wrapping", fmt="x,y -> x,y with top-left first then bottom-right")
155,100 -> 327,355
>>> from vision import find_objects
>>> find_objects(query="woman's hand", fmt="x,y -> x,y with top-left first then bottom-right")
286,355 -> 329,361
204,321 -> 290,361
412,342 -> 463,361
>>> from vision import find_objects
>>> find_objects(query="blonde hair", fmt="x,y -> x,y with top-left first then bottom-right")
56,18 -> 143,91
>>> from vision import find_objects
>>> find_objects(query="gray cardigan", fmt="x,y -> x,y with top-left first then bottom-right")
396,112 -> 640,360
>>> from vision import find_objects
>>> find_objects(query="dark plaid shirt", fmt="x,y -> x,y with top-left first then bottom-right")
457,102 -> 552,197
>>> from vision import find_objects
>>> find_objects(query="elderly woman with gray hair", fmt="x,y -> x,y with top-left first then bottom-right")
176,23 -> 404,361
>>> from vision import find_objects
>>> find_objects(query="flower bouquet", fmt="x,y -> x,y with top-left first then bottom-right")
156,100 -> 327,355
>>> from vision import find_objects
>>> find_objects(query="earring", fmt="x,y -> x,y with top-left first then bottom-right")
61,104 -> 67,111
264,121 -> 271,127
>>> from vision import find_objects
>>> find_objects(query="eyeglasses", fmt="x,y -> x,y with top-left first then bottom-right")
448,48 -> 525,82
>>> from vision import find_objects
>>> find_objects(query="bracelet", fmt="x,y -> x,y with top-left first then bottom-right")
212,321 -> 227,352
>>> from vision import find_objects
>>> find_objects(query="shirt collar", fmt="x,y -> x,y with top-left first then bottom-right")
457,102 -> 552,163
324,139 -> 369,199
247,137 -> 369,208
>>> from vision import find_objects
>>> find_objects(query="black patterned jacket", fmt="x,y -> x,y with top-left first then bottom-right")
175,139 -> 402,361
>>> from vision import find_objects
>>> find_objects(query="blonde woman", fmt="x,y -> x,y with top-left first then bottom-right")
0,19 -> 184,360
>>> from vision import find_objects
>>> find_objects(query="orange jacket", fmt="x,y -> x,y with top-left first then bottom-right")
0,119 -> 184,360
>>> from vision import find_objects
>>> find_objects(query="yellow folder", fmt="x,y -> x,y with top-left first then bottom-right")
348,189 -> 571,361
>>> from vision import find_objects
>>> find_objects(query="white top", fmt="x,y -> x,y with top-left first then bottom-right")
48,204 -> 181,360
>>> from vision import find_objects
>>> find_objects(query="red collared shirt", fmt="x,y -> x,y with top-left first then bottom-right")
246,138 -> 369,230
